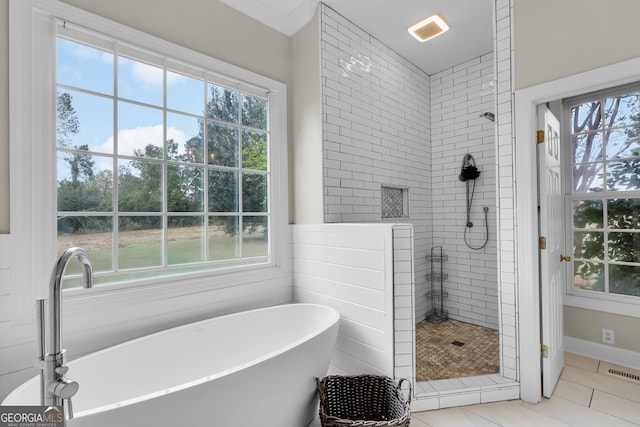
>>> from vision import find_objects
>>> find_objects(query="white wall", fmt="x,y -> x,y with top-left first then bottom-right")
430,53 -> 498,329
514,0 -> 640,363
513,0 -> 640,91
0,0 -> 8,233
0,0 -> 293,402
291,9 -> 324,224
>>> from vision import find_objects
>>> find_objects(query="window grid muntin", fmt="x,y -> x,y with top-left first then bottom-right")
56,30 -> 271,284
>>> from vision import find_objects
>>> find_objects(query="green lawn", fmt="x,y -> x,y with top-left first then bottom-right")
59,226 -> 267,287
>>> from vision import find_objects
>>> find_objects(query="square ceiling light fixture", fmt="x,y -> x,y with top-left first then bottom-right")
408,14 -> 450,42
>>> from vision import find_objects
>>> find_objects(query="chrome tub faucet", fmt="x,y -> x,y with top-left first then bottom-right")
36,247 -> 93,420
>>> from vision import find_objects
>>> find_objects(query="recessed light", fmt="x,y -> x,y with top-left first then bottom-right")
408,14 -> 450,42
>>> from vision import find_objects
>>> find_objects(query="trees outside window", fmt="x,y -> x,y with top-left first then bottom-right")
568,87 -> 640,298
56,34 -> 270,286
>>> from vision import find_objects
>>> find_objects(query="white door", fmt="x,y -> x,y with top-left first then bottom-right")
537,105 -> 565,398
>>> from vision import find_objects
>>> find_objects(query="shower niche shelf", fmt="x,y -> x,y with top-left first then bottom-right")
425,246 -> 448,323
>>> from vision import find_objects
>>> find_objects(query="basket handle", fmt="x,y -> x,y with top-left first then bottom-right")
315,377 -> 326,406
396,378 -> 412,405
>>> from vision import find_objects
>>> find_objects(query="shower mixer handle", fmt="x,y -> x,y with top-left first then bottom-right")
49,378 -> 79,420
49,377 -> 79,400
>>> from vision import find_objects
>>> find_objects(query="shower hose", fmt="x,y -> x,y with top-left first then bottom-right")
463,171 -> 489,251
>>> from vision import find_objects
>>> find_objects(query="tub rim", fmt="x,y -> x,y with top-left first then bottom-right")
3,303 -> 339,417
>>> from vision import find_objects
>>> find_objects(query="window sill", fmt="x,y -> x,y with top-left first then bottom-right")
564,293 -> 640,318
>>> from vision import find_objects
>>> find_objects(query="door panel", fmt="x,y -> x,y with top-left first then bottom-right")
538,105 -> 565,398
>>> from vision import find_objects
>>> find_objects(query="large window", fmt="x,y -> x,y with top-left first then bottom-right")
55,25 -> 274,287
567,84 -> 640,299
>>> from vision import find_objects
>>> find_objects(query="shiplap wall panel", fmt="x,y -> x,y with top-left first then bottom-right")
294,276 -> 387,312
294,259 -> 386,291
292,223 -> 396,377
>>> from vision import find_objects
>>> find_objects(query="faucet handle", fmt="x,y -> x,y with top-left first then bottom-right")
50,378 -> 79,420
49,378 -> 79,400
55,365 -> 69,375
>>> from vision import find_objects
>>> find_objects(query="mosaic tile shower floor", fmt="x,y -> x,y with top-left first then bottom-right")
416,318 -> 500,382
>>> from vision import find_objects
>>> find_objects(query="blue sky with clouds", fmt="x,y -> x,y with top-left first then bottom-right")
56,37 -> 206,180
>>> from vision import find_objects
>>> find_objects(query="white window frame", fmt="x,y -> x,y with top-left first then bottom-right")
9,0 -> 289,322
561,83 -> 640,316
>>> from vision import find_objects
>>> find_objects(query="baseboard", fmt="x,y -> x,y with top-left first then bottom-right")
564,336 -> 640,371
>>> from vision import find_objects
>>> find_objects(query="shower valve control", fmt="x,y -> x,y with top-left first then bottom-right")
55,365 -> 69,375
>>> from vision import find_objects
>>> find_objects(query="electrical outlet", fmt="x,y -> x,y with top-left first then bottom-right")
602,328 -> 615,345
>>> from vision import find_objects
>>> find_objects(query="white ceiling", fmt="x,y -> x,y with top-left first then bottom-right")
219,0 -> 494,75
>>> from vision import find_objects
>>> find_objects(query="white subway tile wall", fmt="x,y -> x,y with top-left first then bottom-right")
318,0 -> 520,397
319,4 -> 501,331
320,3 -> 433,326
430,53 -> 498,329
494,0 -> 518,381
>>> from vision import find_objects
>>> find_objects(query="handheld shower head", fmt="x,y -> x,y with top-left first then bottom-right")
458,153 -> 481,181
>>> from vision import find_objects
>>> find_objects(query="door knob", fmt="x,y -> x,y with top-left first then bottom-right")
560,254 -> 571,262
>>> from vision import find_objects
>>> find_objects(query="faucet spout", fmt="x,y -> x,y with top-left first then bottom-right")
38,247 -> 93,418
48,247 -> 93,356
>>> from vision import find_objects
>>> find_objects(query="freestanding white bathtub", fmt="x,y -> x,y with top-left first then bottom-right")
3,303 -> 340,427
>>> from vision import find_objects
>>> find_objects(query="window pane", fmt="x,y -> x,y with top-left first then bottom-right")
573,163 -> 603,192
118,56 -> 163,106
573,261 -> 604,292
572,132 -> 602,164
208,170 -> 238,212
167,112 -> 204,163
243,216 -> 268,257
573,231 -> 604,260
571,102 -> 602,133
207,84 -> 238,123
57,152 -> 113,212
57,89 -> 113,153
167,71 -> 204,116
609,264 -> 640,296
605,93 -> 640,128
242,130 -> 268,171
118,216 -> 162,269
57,38 -> 113,95
208,216 -> 239,261
242,94 -> 267,129
607,198 -> 640,229
168,216 -> 204,264
57,216 -> 113,275
167,165 -> 204,212
605,129 -> 640,160
118,159 -> 162,212
207,122 -> 238,167
242,172 -> 267,212
572,199 -> 603,229
608,232 -> 640,262
117,101 -> 163,158
606,161 -> 640,191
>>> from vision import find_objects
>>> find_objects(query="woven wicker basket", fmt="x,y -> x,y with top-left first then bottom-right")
316,375 -> 412,427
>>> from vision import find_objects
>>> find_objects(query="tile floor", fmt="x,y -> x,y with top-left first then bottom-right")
410,353 -> 640,426
415,319 -> 500,381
